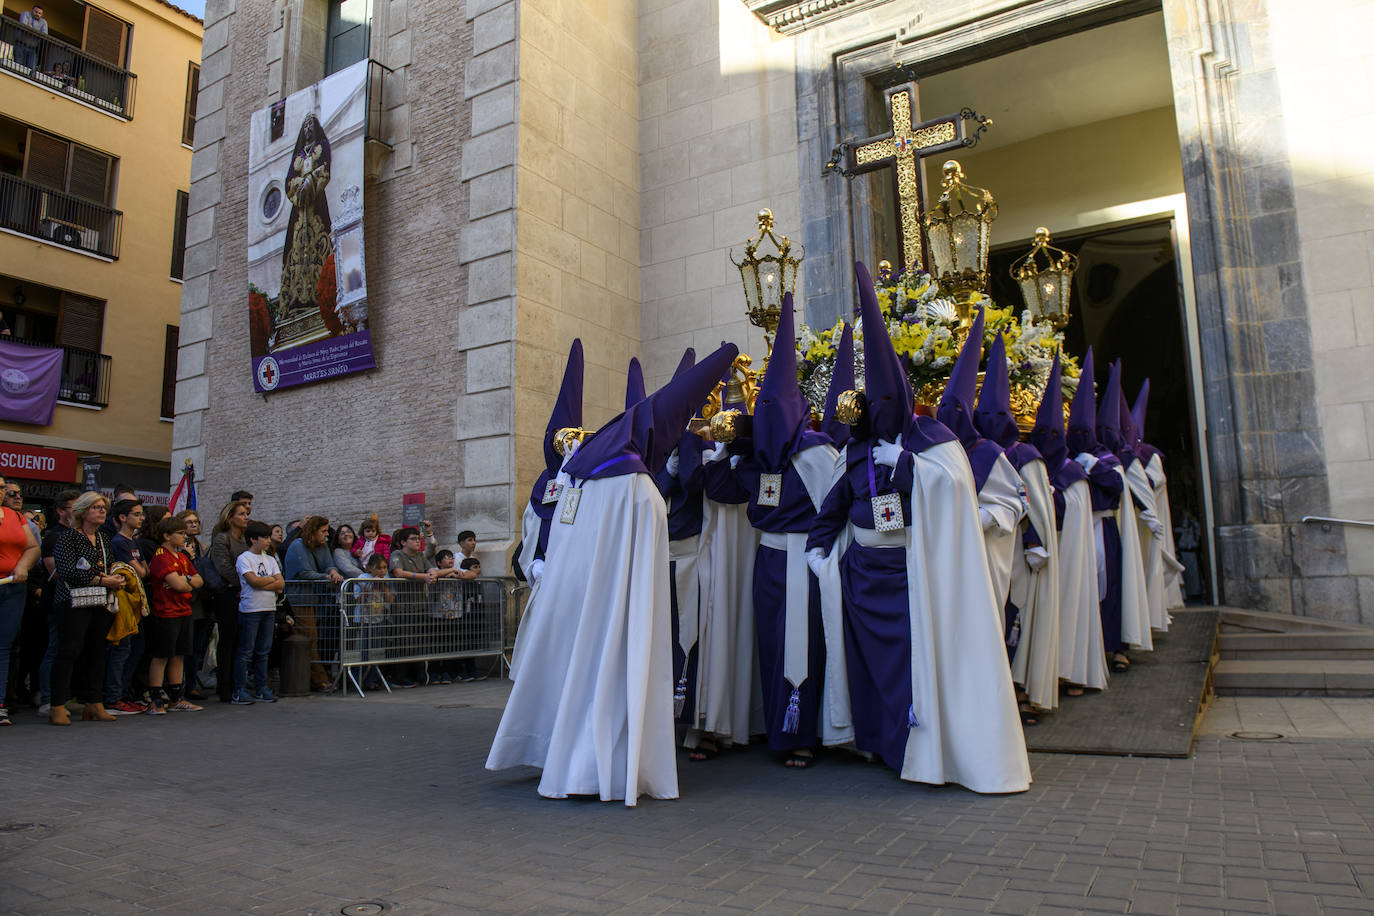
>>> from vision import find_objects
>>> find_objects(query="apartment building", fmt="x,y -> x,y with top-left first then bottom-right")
0,0 -> 201,511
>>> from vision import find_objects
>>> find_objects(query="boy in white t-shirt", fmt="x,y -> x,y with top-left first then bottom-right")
232,521 -> 285,705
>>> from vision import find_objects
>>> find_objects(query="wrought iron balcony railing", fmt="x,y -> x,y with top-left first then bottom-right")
0,16 -> 137,119
4,336 -> 112,409
0,173 -> 123,259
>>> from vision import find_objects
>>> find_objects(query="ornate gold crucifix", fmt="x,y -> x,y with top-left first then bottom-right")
839,82 -> 991,272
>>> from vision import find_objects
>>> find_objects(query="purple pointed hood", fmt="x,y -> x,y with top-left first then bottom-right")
974,331 -> 1019,448
673,347 -> 695,381
625,357 -> 646,409
752,292 -> 812,468
1131,380 -> 1163,464
565,343 -> 739,481
1029,352 -> 1086,490
855,261 -> 912,442
1065,347 -> 1098,455
542,339 -> 584,476
821,322 -> 855,444
1096,359 -> 1125,453
936,307 -> 985,447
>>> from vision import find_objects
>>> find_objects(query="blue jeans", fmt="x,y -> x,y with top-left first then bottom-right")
234,611 -> 274,694
0,582 -> 27,705
104,631 -> 141,705
38,613 -> 58,704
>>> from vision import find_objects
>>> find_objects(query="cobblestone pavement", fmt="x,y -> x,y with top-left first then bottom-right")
3,682 -> 1373,915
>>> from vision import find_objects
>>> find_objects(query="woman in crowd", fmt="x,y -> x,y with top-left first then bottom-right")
284,515 -> 344,691
49,491 -> 122,725
267,524 -> 285,558
177,508 -> 213,700
330,524 -> 366,579
0,474 -> 39,726
210,500 -> 251,704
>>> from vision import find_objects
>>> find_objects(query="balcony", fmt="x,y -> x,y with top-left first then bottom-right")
4,337 -> 111,408
0,16 -> 136,119
0,172 -> 122,259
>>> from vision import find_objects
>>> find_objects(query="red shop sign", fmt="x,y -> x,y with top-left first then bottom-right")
0,442 -> 79,482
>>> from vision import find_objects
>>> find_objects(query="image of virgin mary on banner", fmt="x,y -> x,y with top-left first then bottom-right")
245,59 -> 375,393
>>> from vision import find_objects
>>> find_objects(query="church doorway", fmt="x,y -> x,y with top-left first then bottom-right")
847,9 -> 1215,601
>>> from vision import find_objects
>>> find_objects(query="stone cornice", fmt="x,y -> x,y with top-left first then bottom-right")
742,0 -> 892,35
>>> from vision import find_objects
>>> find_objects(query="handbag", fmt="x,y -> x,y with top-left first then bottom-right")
68,536 -> 113,610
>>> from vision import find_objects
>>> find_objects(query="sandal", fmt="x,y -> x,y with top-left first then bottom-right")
1064,685 -> 1085,697
688,740 -> 720,762
1019,702 -> 1040,726
785,750 -> 815,769
1111,653 -> 1131,672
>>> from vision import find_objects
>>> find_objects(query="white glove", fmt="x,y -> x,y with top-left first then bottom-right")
805,547 -> 826,577
1140,510 -> 1165,539
705,442 -> 728,463
1074,452 -> 1098,471
872,438 -> 903,468
529,559 -> 544,584
665,449 -> 680,477
979,507 -> 996,531
1025,547 -> 1050,571
729,454 -> 741,469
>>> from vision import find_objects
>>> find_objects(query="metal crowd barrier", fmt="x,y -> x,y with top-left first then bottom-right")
324,576 -> 511,697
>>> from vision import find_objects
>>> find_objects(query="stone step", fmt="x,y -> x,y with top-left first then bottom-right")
1219,608 -> 1373,634
1213,660 -> 1374,696
1219,631 -> 1374,660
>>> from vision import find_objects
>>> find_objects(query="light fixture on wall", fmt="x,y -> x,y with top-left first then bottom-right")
923,160 -> 997,323
1010,227 -> 1079,329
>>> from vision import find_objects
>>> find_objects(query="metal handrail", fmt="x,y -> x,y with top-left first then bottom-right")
0,16 -> 137,118
1302,516 -> 1374,530
0,173 -> 123,259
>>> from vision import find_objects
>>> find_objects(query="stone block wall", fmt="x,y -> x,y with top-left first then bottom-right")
175,0 -> 475,546
510,0 -> 642,514
638,0 -> 801,391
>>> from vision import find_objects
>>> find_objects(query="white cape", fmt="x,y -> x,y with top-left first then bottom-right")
1125,460 -> 1180,633
1008,458 -> 1060,711
691,498 -> 760,746
487,473 -> 677,805
1145,453 -> 1187,609
508,501 -> 545,682
1058,480 -> 1108,690
978,453 -> 1025,628
897,440 -> 1031,794
1112,465 -> 1153,652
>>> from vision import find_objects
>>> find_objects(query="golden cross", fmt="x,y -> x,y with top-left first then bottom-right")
844,83 -> 978,273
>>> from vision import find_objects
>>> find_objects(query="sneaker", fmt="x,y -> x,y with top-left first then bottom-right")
145,703 -> 167,716
230,690 -> 255,706
169,699 -> 203,711
253,688 -> 279,703
469,673 -> 488,682
433,673 -> 453,685
0,706 -> 10,726
391,677 -> 417,688
36,703 -> 50,716
109,699 -> 146,715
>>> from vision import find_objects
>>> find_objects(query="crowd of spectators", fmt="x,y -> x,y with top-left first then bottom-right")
0,482 -> 501,727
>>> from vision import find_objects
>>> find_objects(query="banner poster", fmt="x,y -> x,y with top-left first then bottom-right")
245,59 -> 374,394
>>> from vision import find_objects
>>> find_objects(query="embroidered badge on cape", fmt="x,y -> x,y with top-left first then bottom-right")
542,479 -> 563,504
872,492 -> 904,532
559,487 -> 582,524
757,472 -> 782,508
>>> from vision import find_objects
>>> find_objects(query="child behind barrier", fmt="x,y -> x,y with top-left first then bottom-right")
352,552 -> 393,690
427,550 -> 463,684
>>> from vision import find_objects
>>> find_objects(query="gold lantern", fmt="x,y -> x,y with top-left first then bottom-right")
923,160 -> 997,323
1009,227 -> 1079,330
730,209 -> 803,362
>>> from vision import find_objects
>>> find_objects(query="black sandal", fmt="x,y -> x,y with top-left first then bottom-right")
1111,653 -> 1131,672
1019,702 -> 1040,726
688,740 -> 720,762
785,750 -> 815,769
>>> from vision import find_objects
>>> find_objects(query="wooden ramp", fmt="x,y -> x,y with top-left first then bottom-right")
1024,608 -> 1219,758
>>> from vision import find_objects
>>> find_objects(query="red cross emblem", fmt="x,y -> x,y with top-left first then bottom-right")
881,505 -> 895,522
256,356 -> 281,391
764,484 -> 776,499
262,363 -> 275,384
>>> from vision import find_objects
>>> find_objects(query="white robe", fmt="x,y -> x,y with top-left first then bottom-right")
689,498 -> 760,746
978,453 -> 1025,631
1007,458 -> 1060,712
486,473 -> 677,805
895,440 -> 1031,794
1058,480 -> 1108,690
1125,460 -> 1178,634
1110,465 -> 1153,653
1144,453 -> 1187,609
508,501 -> 546,682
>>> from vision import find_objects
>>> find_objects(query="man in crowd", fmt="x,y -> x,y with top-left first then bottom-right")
389,526 -> 435,687
106,499 -> 148,714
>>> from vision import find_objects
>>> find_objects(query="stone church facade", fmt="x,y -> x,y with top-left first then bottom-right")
176,0 -> 1374,620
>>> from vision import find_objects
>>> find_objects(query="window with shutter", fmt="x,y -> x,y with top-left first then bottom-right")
82,7 -> 129,68
58,295 -> 104,352
67,146 -> 112,205
161,325 -> 179,418
171,190 -> 189,280
23,131 -> 70,192
182,64 -> 200,147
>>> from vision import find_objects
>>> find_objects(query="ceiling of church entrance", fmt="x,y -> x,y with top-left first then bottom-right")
914,12 -> 1174,154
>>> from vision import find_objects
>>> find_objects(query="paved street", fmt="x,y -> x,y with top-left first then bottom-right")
3,682 -> 1373,915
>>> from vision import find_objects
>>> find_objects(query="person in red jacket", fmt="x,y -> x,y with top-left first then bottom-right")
146,516 -> 204,715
